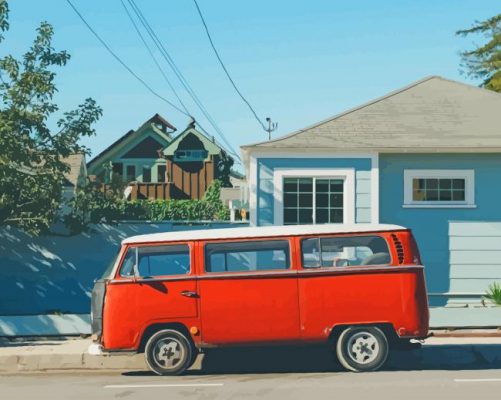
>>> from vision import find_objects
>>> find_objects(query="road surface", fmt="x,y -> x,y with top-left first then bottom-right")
1,344 -> 501,399
2,369 -> 501,400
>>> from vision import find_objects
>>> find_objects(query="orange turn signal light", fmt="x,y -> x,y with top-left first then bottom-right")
190,326 -> 200,335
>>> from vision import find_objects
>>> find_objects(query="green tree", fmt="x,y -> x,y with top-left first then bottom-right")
0,0 -> 102,234
456,13 -> 501,92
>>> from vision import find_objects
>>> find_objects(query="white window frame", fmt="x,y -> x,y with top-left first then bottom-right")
403,169 -> 476,208
273,168 -> 355,225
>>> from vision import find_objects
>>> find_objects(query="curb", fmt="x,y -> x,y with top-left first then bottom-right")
0,352 -> 204,374
0,353 -> 144,373
430,329 -> 501,338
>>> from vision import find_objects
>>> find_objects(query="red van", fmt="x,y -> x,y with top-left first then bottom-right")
90,224 -> 429,375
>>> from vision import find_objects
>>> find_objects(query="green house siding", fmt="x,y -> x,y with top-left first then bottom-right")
88,124 -> 172,183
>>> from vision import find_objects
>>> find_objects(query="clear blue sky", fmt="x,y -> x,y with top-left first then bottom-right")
3,0 -> 500,169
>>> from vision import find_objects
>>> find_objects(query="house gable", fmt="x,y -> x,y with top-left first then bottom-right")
87,114 -> 175,177
158,122 -> 235,199
242,76 -> 501,154
162,126 -> 224,160
122,136 -> 165,158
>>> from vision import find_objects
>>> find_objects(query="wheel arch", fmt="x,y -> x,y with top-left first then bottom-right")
138,322 -> 195,353
328,322 -> 399,346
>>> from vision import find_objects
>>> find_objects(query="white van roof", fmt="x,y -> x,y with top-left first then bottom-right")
122,223 -> 407,245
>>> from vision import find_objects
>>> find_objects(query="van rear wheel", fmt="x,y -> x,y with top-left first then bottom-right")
145,329 -> 193,376
335,326 -> 389,372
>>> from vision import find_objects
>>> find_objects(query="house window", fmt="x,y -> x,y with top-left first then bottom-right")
174,149 -> 209,162
283,178 -> 344,225
112,163 -> 123,179
142,166 -> 151,183
413,178 -> 465,201
126,165 -> 136,182
157,165 -> 166,182
403,170 -> 475,208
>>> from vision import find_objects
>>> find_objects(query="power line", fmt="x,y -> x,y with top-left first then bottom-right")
65,0 -> 190,118
192,0 -> 267,132
127,0 -> 238,156
67,0 -> 241,163
126,0 -> 242,161
119,0 -> 191,117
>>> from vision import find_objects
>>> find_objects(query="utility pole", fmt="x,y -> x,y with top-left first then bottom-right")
265,117 -> 278,141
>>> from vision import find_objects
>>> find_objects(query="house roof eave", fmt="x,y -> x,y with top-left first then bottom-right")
242,146 -> 501,156
241,76 -> 501,152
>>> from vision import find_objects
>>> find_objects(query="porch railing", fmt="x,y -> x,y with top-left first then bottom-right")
102,182 -> 174,200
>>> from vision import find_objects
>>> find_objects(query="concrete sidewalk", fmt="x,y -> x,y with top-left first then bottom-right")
0,337 -> 147,373
1,335 -> 501,374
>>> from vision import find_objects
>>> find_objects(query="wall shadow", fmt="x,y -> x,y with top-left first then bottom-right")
0,222 -> 244,318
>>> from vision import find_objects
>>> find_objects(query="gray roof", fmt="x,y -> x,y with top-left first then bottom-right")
242,76 -> 501,152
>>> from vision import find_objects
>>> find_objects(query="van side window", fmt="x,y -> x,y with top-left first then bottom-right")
137,245 -> 190,277
205,240 -> 290,273
302,236 -> 391,268
120,247 -> 137,277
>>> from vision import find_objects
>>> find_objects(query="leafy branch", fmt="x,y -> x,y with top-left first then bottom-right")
0,1 -> 102,234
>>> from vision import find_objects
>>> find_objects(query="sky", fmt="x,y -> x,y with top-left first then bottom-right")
2,0 -> 500,171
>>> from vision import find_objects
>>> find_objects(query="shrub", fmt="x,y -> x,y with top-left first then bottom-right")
486,282 -> 501,306
65,180 -> 230,234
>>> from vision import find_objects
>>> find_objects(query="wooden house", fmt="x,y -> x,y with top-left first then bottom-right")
87,115 -> 234,200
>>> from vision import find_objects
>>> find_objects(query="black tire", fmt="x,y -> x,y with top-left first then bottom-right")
335,326 -> 389,372
144,329 -> 193,376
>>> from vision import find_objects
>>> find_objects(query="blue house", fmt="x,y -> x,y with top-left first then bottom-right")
241,76 -> 501,327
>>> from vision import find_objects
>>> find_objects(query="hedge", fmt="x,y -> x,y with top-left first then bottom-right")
64,180 -> 230,234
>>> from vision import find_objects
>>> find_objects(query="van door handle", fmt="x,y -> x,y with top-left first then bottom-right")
180,290 -> 199,298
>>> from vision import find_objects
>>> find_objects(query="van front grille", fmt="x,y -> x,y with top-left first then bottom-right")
391,234 -> 405,264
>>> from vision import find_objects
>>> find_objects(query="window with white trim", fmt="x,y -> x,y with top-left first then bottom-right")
174,149 -> 208,162
283,177 -> 344,224
403,170 -> 475,208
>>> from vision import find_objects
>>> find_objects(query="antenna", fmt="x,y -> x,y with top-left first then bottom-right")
265,117 -> 278,141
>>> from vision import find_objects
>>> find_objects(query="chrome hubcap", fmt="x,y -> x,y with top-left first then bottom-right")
154,338 -> 184,369
346,332 -> 379,364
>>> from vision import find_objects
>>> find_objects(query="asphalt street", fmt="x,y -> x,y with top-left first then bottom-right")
2,369 -> 501,400
2,344 -> 501,399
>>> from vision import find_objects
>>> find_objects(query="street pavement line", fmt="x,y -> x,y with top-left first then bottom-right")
454,378 -> 501,383
104,383 -> 224,389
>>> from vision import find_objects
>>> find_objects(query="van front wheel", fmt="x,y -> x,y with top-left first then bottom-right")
145,329 -> 193,376
335,326 -> 389,372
